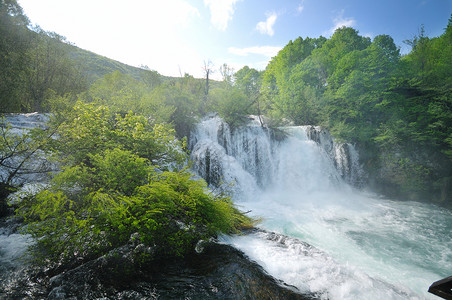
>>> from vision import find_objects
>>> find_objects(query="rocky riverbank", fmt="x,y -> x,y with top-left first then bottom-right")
1,217 -> 316,299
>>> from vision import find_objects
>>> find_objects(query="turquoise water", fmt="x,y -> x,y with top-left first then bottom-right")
226,190 -> 452,299
192,117 -> 452,299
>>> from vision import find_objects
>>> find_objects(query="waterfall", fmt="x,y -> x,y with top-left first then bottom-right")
190,115 -> 363,196
190,115 -> 452,300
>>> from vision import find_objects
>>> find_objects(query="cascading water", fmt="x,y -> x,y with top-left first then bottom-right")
190,115 -> 452,300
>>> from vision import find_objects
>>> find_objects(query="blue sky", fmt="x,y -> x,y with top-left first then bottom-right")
18,0 -> 452,79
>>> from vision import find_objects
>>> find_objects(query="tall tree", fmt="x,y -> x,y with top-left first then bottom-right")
219,63 -> 234,86
234,66 -> 265,124
202,59 -> 214,99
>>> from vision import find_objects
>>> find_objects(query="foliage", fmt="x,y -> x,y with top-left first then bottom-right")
0,2 -> 88,112
148,75 -> 205,138
17,103 -> 252,265
18,148 -> 250,264
84,71 -> 174,124
25,28 -> 88,111
78,70 -> 206,139
46,100 -> 186,169
261,36 -> 326,119
276,66 -> 322,125
209,87 -> 252,128
234,66 -> 262,99
0,0 -> 30,112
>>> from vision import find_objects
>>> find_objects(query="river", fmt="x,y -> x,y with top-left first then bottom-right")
190,115 -> 452,300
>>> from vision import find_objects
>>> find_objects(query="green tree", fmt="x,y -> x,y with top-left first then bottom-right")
261,36 -> 326,123
209,87 -> 252,128
151,84 -> 197,139
85,71 -> 173,123
387,19 -> 452,156
318,27 -> 371,75
262,36 -> 326,96
234,66 -> 261,99
321,33 -> 400,143
277,74 -> 321,125
370,19 -> 452,203
233,66 -> 266,124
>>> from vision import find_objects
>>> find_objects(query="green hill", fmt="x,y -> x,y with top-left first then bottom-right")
63,43 -> 166,84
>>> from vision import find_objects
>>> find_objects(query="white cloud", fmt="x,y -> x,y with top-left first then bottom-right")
256,12 -> 278,36
228,46 -> 282,58
297,1 -> 305,14
204,0 -> 241,31
328,10 -> 356,35
297,4 -> 304,13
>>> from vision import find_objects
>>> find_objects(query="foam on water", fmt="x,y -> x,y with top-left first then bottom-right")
225,189 -> 452,299
0,233 -> 30,264
192,116 -> 452,300
0,228 -> 32,278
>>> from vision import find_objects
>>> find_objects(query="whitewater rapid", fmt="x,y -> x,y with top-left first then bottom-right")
191,115 -> 452,300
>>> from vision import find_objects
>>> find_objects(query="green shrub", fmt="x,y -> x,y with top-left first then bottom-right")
210,87 -> 251,128
18,145 -> 251,266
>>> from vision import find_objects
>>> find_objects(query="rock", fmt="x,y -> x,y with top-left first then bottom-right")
14,241 -> 317,299
146,241 -> 315,300
304,125 -> 366,187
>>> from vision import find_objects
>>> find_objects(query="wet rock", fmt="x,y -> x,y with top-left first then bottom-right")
305,125 -> 334,154
304,125 -> 366,187
9,241 -> 317,299
146,241 -> 315,300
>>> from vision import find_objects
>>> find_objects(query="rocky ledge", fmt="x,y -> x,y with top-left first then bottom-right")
3,238 -> 317,299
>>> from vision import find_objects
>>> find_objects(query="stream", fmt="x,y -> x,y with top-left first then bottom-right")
190,115 -> 452,300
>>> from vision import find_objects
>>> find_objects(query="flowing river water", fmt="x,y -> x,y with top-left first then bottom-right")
190,115 -> 452,300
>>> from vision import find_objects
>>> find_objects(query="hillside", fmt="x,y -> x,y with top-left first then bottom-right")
63,42 -> 166,84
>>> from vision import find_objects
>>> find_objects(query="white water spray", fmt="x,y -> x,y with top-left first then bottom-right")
191,115 -> 452,300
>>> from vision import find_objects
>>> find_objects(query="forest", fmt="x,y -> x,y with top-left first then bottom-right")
1,0 -> 451,267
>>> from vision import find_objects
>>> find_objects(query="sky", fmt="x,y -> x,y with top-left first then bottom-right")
17,0 -> 452,80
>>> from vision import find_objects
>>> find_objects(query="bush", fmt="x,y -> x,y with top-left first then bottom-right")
17,107 -> 252,266
210,88 -> 251,128
46,101 -> 187,169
